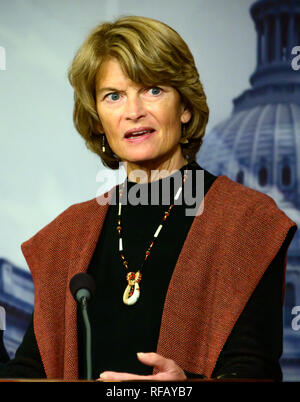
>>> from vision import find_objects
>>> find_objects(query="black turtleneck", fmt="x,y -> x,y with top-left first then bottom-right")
78,160 -> 215,378
0,161 -> 289,380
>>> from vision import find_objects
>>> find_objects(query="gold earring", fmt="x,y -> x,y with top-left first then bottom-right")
180,125 -> 189,144
102,135 -> 106,153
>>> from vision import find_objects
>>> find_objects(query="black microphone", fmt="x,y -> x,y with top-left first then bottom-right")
70,272 -> 96,304
69,273 -> 96,380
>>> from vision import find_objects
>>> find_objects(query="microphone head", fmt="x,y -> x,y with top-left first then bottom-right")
69,273 -> 96,303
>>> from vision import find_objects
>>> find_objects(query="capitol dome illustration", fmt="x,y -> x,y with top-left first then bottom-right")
197,0 -> 300,380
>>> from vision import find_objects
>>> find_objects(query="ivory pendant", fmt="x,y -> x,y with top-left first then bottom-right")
123,271 -> 142,306
123,282 -> 140,305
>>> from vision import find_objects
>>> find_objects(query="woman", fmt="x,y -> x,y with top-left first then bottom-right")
0,16 -> 297,381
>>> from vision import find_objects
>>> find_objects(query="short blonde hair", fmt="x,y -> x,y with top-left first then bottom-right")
68,16 -> 209,169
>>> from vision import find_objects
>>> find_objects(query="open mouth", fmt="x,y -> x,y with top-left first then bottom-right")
124,128 -> 156,141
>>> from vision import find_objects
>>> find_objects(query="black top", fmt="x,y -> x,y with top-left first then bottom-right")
0,161 -> 289,380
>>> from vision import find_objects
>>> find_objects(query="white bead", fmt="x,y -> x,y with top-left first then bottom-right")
174,186 -> 182,201
119,238 -> 123,251
118,202 -> 122,215
154,224 -> 163,238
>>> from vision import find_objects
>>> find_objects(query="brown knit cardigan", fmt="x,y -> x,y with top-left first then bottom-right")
21,175 -> 297,380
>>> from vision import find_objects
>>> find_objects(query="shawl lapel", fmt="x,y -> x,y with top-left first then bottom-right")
155,176 -> 296,378
64,189 -> 115,379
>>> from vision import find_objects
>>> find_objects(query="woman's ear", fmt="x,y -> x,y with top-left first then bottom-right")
96,121 -> 104,134
180,106 -> 192,124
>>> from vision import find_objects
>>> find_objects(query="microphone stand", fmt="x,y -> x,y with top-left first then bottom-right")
80,296 -> 92,381
70,273 -> 95,381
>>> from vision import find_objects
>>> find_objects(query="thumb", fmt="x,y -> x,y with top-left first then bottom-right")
136,352 -> 170,371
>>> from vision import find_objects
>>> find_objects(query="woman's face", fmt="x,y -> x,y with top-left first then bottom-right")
95,58 -> 191,172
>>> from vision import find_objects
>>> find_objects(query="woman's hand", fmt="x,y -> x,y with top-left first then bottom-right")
97,352 -> 187,382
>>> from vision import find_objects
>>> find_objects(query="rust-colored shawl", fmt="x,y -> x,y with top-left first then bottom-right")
21,175 -> 297,379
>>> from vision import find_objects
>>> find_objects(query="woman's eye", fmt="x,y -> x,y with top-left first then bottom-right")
148,87 -> 162,96
106,92 -> 121,101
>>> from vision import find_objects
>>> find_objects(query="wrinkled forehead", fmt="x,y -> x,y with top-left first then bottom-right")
96,57 -> 127,85
95,52 -> 173,91
95,58 -> 146,97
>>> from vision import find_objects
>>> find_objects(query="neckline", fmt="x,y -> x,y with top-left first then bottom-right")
94,165 -> 224,215
126,161 -> 199,188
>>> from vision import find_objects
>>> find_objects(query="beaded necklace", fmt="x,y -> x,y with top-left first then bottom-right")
117,168 -> 188,305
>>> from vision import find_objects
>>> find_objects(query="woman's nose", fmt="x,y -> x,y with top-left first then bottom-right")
124,95 -> 146,121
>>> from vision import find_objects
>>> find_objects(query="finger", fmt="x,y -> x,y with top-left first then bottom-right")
98,370 -> 157,382
136,352 -> 173,371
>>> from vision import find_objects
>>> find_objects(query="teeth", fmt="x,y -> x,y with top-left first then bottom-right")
131,130 -> 148,136
128,130 -> 152,137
